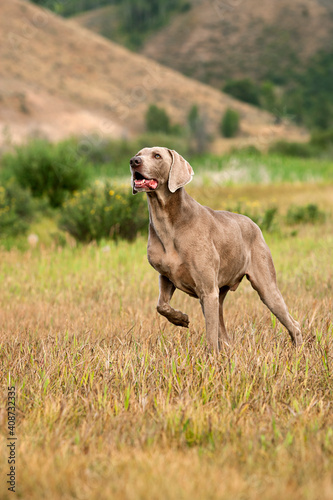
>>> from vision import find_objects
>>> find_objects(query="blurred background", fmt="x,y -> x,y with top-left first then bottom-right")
0,0 -> 332,245
1,0 -> 333,150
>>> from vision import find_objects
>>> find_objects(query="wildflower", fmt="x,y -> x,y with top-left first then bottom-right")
109,190 -> 115,196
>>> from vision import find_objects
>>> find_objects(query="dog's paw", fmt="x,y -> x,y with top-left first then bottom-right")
171,311 -> 189,328
178,313 -> 190,328
294,333 -> 303,347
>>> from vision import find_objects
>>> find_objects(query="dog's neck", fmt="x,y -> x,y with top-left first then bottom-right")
146,187 -> 192,247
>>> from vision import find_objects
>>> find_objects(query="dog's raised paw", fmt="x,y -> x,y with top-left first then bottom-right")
172,312 -> 189,328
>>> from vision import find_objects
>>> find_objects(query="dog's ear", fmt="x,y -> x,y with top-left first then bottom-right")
168,150 -> 194,193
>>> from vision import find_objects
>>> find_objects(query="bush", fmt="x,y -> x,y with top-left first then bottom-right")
286,204 -> 325,225
269,140 -> 317,158
187,105 -> 210,154
310,129 -> 333,149
59,181 -> 148,242
2,140 -> 89,207
220,109 -> 240,138
146,104 -> 171,134
260,81 -> 279,113
223,79 -> 260,106
0,182 -> 34,237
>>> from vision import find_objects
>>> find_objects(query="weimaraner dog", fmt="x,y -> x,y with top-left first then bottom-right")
130,147 -> 303,351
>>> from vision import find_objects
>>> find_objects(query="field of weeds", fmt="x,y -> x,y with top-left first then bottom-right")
0,182 -> 333,500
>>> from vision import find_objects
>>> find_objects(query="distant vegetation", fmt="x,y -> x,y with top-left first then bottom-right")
2,139 -> 89,207
223,79 -> 260,107
59,181 -> 148,242
31,0 -> 191,47
145,104 -> 171,134
223,50 -> 333,132
1,135 -> 332,247
0,182 -> 34,237
220,109 -> 240,138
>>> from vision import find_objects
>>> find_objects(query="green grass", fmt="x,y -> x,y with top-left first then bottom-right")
190,152 -> 333,184
82,152 -> 333,185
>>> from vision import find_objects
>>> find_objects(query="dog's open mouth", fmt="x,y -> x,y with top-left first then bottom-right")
133,172 -> 158,190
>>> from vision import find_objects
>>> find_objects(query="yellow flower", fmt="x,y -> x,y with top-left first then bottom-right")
90,209 -> 95,215
109,190 -> 115,196
115,194 -> 122,200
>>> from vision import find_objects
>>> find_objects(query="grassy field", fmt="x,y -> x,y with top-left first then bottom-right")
0,180 -> 333,499
89,151 -> 333,184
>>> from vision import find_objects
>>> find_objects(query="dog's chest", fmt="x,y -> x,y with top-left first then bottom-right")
147,239 -> 197,297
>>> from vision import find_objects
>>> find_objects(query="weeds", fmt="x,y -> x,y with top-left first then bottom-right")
0,182 -> 34,237
59,180 -> 148,242
1,139 -> 89,207
286,203 -> 325,225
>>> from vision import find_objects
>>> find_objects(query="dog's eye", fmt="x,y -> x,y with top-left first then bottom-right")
154,153 -> 161,159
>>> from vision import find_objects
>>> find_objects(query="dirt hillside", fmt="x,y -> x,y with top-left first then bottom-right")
140,0 -> 333,86
74,0 -> 333,88
0,0 -> 307,149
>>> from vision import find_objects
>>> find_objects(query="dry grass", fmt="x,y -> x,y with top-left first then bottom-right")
0,183 -> 332,499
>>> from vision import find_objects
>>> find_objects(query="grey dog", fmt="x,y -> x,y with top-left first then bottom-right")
130,147 -> 302,351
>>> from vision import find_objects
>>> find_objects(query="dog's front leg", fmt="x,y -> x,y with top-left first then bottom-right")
200,290 -> 220,352
157,275 -> 189,327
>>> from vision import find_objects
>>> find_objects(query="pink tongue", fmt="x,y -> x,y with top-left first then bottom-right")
148,179 -> 158,189
135,178 -> 158,189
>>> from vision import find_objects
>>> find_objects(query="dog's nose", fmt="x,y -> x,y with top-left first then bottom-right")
130,156 -> 142,168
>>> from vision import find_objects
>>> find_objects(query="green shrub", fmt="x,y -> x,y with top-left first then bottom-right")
59,181 -> 148,242
2,139 -> 89,207
220,109 -> 240,138
286,204 -> 325,225
0,182 -> 34,237
231,145 -> 261,156
146,104 -> 171,134
223,79 -> 260,106
187,105 -> 210,154
310,129 -> 333,149
269,140 -> 317,158
259,81 -> 278,113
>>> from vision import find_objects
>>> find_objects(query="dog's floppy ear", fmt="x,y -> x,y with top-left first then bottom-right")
168,150 -> 194,193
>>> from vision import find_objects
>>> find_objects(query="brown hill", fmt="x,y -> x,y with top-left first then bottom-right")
73,0 -> 333,88
0,0 -> 307,150
141,0 -> 333,87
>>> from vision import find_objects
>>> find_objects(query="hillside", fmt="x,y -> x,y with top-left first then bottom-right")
0,0 -> 306,149
73,0 -> 333,88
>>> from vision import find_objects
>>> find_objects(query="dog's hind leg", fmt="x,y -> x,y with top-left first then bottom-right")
157,275 -> 189,327
218,286 -> 232,347
247,245 -> 303,346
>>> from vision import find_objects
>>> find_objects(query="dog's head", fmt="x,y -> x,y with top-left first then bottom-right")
130,147 -> 194,195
